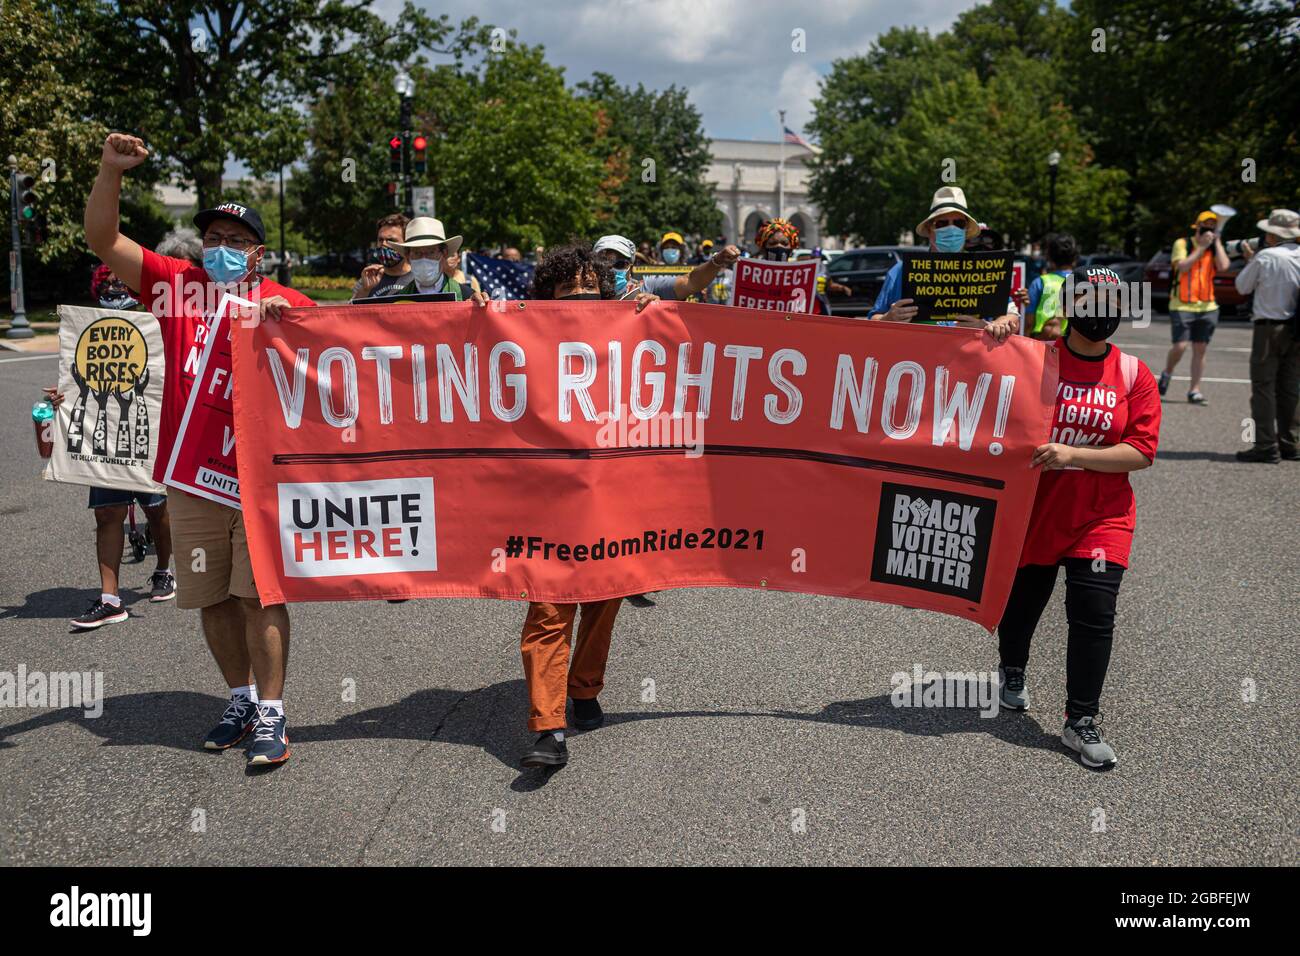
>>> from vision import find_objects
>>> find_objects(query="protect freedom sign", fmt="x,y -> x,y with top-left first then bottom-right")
728,258 -> 818,313
232,300 -> 1059,628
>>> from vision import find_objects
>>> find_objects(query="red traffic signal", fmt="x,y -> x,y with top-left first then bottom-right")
389,133 -> 403,173
412,133 -> 427,174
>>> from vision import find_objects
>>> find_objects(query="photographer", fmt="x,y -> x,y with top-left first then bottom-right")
1158,211 -> 1230,404
1234,209 -> 1300,463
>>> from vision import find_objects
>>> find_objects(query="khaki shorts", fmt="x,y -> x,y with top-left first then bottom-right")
169,490 -> 259,609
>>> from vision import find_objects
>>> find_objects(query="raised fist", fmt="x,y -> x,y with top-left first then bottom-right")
101,133 -> 149,172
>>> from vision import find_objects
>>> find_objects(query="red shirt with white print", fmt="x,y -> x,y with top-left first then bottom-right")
137,248 -> 315,483
1018,342 -> 1161,569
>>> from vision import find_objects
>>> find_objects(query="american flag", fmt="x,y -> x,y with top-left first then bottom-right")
464,253 -> 534,300
783,126 -> 811,149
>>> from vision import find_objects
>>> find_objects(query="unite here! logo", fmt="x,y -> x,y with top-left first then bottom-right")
279,477 -> 437,577
50,886 -> 151,936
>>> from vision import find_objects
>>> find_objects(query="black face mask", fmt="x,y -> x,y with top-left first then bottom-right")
558,293 -> 601,300
762,247 -> 792,262
1070,311 -> 1123,342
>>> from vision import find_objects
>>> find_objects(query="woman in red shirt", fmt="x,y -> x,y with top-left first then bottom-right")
997,266 -> 1162,769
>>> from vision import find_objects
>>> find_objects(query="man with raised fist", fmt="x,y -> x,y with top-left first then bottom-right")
85,132 -> 316,767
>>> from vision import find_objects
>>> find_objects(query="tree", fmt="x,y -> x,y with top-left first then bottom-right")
577,73 -> 721,245
1,0 -> 170,304
1064,0 -> 1300,254
288,65 -> 399,256
806,27 -> 965,242
417,43 -> 612,250
73,1 -> 488,209
872,57 -> 1128,250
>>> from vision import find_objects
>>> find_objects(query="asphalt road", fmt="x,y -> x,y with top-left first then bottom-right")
0,315 -> 1295,866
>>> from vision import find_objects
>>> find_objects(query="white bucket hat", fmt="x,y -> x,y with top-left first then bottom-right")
916,186 -> 981,239
1256,208 -> 1300,240
593,235 -> 636,260
389,216 -> 463,256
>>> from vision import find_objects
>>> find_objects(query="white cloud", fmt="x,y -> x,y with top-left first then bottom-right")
398,0 -> 978,141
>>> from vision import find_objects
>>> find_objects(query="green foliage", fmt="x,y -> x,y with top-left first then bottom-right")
419,44 -> 611,250
1,0 -> 170,303
577,73 -> 721,245
872,56 -> 1129,250
809,0 -> 1296,256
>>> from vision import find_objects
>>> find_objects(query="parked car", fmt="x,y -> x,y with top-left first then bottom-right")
824,245 -> 927,316
303,250 -> 366,277
1077,253 -> 1136,269
1144,251 -> 1172,313
1213,257 -> 1253,318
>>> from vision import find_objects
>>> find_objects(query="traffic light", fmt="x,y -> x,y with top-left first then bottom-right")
412,134 -> 427,175
389,134 -> 403,173
17,172 -> 37,222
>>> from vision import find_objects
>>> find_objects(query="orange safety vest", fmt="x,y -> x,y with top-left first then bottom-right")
1177,237 -> 1216,304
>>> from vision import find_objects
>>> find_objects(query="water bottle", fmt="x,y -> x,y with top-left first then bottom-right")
32,399 -> 55,459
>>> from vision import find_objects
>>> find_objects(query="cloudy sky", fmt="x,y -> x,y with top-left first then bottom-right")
389,0 -> 980,141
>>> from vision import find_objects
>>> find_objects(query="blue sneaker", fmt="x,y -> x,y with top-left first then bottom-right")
203,695 -> 258,750
246,705 -> 291,766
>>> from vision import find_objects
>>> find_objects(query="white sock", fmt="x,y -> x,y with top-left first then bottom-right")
550,730 -> 564,742
101,593 -> 121,607
231,684 -> 255,702
260,699 -> 284,717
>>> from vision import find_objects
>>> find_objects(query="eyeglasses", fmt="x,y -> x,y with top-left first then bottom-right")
931,218 -> 966,230
607,257 -> 632,270
202,235 -> 258,251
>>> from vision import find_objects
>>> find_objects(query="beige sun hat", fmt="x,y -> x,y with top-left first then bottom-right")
1256,208 -> 1300,240
389,217 -> 463,255
916,186 -> 981,239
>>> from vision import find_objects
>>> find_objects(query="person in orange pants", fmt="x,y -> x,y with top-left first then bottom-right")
520,599 -> 622,767
517,242 -> 658,768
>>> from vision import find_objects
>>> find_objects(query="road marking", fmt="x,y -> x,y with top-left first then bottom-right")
0,352 -> 58,362
1116,342 -> 1252,354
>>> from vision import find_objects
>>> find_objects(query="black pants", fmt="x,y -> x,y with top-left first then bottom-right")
997,558 -> 1125,719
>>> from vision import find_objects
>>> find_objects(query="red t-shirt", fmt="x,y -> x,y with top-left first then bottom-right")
1018,343 -> 1161,569
138,248 -> 316,482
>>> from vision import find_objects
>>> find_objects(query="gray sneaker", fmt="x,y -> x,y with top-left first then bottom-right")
1062,714 -> 1117,769
999,666 -> 1029,711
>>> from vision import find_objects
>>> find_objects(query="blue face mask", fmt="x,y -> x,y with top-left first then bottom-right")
933,225 -> 967,253
203,245 -> 251,284
613,268 -> 629,295
661,247 -> 681,264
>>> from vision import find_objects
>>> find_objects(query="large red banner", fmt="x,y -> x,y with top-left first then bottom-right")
232,301 -> 1058,628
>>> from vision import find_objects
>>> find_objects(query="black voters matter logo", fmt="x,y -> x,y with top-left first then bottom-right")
870,483 -> 995,602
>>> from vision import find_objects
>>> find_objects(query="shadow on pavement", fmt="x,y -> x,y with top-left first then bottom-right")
1153,449 -> 1239,462
2,586 -> 152,621
0,679 -> 1063,774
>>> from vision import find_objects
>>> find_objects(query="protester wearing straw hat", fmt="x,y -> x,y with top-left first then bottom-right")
372,216 -> 486,303
1235,209 -> 1300,463
1158,210 -> 1230,405
868,186 -> 1019,338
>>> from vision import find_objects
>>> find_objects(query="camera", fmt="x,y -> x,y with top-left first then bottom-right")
1224,237 -> 1261,257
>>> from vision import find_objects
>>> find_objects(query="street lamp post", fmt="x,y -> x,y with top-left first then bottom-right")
394,71 -> 415,218
277,164 -> 289,286
1047,150 -> 1061,233
6,155 -> 33,339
